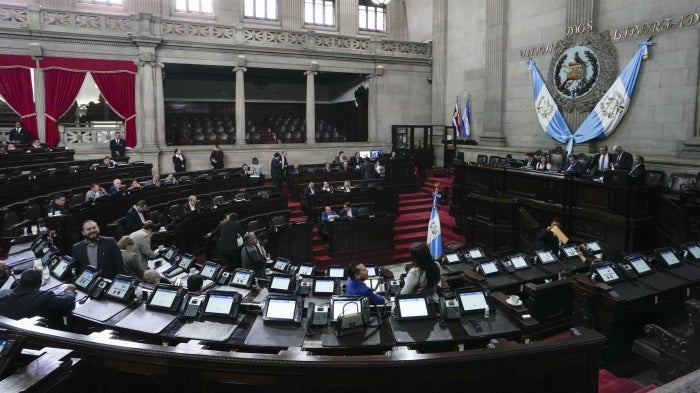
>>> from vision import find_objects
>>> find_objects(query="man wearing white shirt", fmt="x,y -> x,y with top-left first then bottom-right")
587,145 -> 613,177
85,183 -> 107,202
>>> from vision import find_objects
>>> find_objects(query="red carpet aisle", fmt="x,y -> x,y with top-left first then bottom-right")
598,369 -> 656,393
287,170 -> 464,270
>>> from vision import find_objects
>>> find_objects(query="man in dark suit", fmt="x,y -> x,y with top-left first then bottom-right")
72,220 -> 125,279
0,269 -> 76,329
241,232 -> 267,278
522,153 -> 536,169
182,195 -> 199,215
210,144 -> 224,169
126,200 -> 148,233
562,154 -> 584,176
360,160 -> 376,180
270,152 -> 283,189
109,131 -> 126,158
9,121 -> 30,145
322,162 -> 332,172
349,152 -> 364,170
612,145 -> 633,171
339,202 -> 358,219
587,145 -> 613,177
628,155 -> 647,185
207,212 -> 245,270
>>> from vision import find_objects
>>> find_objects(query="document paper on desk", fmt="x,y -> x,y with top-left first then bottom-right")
550,226 -> 569,245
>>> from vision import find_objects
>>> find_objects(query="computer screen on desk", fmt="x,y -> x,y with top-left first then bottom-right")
202,291 -> 241,319
327,266 -> 345,278
330,296 -> 366,322
457,289 -> 488,314
312,278 -> 336,296
263,295 -> 302,324
479,261 -> 499,276
162,246 -> 177,263
200,262 -> 219,280
105,276 -> 135,301
627,256 -> 652,276
370,149 -> 383,159
269,274 -> 294,293
365,265 -> 377,277
657,249 -> 681,267
146,285 -> 185,312
510,255 -> 529,269
536,250 -> 557,264
561,245 -> 579,259
685,243 -> 700,261
595,265 -> 622,284
297,264 -> 314,277
396,295 -> 431,320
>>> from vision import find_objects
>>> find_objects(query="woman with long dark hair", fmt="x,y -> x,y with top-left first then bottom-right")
401,242 -> 441,300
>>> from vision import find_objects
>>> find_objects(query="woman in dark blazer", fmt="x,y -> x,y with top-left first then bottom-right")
172,148 -> 186,173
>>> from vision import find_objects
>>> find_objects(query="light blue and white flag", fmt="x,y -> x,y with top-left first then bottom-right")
527,59 -> 573,151
462,96 -> 472,139
527,41 -> 652,154
573,42 -> 652,143
427,189 -> 442,260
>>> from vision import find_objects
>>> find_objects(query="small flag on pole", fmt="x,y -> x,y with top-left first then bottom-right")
427,183 -> 442,260
451,97 -> 463,139
462,96 -> 471,139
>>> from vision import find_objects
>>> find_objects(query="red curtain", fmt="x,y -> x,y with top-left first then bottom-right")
43,69 -> 85,147
0,55 -> 37,140
40,57 -> 137,147
92,72 -> 136,147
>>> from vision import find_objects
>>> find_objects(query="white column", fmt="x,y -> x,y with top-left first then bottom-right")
32,59 -> 46,143
234,64 -> 246,145
139,59 -> 156,147
154,63 -> 166,149
368,65 -> 383,143
305,61 -> 318,145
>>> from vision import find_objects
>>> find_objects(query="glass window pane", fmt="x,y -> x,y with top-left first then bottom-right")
244,0 -> 255,17
188,0 -> 198,12
267,0 -> 277,19
304,2 -> 313,23
201,0 -> 212,13
325,6 -> 334,26
175,0 -> 186,11
359,7 -> 367,29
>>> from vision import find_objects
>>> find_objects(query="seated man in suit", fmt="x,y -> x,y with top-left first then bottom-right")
85,182 -> 107,202
142,175 -> 161,188
562,154 -> 584,176
72,220 -> 124,279
333,150 -> 345,164
126,200 -> 149,234
108,178 -> 123,195
29,139 -> 44,151
320,181 -> 333,193
182,195 -> 199,215
47,194 -> 68,216
522,153 -> 536,169
339,160 -> 351,172
320,206 -> 339,242
628,155 -> 647,185
587,145 -> 613,177
303,181 -> 317,198
0,269 -> 76,329
690,171 -> 700,188
339,202 -> 358,219
345,261 -> 385,305
322,162 -> 332,172
241,232 -> 267,279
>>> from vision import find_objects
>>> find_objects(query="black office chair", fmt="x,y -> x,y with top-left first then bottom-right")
477,155 -> 488,165
246,219 -> 267,235
488,156 -> 500,166
357,207 -> 371,218
549,153 -> 564,172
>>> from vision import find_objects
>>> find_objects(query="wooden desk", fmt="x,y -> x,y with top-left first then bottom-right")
328,216 -> 395,257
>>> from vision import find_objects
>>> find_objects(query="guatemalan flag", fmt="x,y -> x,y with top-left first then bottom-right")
573,42 -> 652,143
528,42 -> 651,154
527,59 -> 573,151
451,97 -> 463,139
427,187 -> 442,260
462,96 -> 471,139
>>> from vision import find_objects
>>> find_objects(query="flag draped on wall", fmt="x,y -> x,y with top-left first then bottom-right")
462,96 -> 471,138
451,97 -> 463,139
527,41 -> 652,154
427,184 -> 442,260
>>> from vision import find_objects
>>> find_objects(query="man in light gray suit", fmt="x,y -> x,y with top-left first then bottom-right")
128,222 -> 159,268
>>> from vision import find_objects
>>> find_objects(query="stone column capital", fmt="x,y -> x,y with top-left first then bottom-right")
304,71 -> 317,77
234,66 -> 247,73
